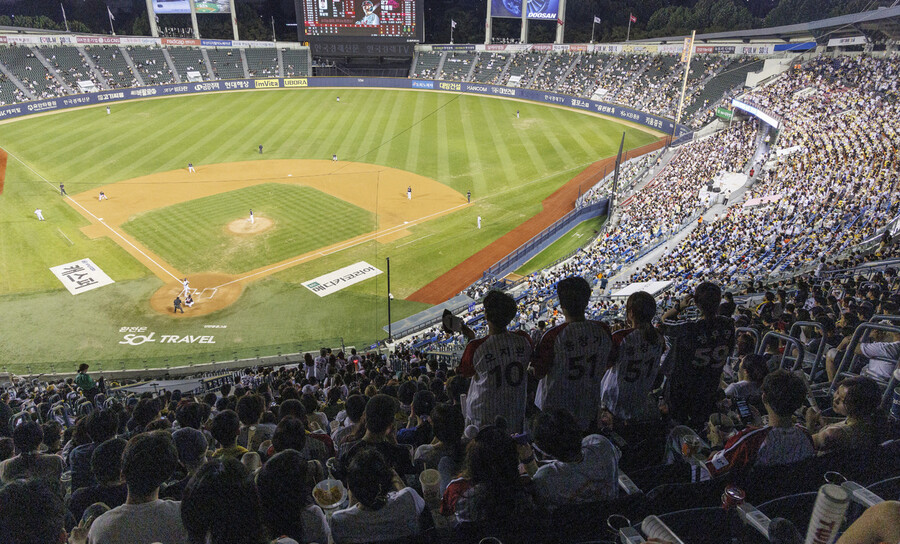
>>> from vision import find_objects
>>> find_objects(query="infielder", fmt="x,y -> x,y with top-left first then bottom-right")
467,190 -> 471,203
455,290 -> 533,432
407,186 -> 412,200
98,191 -> 108,201
332,154 -> 337,162
34,209 -> 45,221
258,145 -> 263,154
532,276 -> 613,431
188,163 -> 195,173
249,209 -> 254,224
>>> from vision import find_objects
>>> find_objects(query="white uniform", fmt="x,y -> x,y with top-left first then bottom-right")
180,278 -> 190,297
98,191 -> 108,201
532,321 -> 612,431
34,209 -> 44,221
477,216 -> 482,229
106,106 -> 110,115
249,210 -> 254,224
600,327 -> 663,421
458,331 -> 533,432
407,187 -> 412,200
314,356 -> 328,382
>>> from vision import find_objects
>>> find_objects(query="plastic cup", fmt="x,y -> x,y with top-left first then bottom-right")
804,484 -> 849,544
313,478 -> 347,520
419,468 -> 441,506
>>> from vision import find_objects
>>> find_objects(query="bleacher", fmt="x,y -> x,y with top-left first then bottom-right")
0,72 -> 23,105
0,45 -> 63,99
558,52 -> 610,97
439,52 -> 476,81
244,48 -> 279,77
470,52 -> 509,84
126,47 -> 176,85
599,53 -> 650,102
413,51 -> 442,79
85,45 -> 137,89
503,51 -> 545,86
280,48 -> 309,77
166,47 -> 207,80
529,51 -> 576,91
38,45 -> 99,93
206,48 -> 245,80
684,57 -> 760,121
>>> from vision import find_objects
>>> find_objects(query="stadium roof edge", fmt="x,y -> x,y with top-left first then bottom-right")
633,6 -> 900,44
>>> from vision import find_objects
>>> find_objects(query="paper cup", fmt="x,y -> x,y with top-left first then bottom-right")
419,468 -> 441,505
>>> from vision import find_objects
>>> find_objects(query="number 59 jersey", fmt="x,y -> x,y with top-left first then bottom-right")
532,321 -> 613,431
458,331 -> 534,432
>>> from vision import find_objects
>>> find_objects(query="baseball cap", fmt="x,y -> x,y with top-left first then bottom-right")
172,427 -> 208,466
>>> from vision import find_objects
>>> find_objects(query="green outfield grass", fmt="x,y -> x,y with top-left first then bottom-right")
0,88 -> 658,370
514,216 -> 607,277
121,184 -> 373,274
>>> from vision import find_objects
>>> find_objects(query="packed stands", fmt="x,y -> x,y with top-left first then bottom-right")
205,48 -> 245,80
126,46 -> 176,85
244,48 -> 279,77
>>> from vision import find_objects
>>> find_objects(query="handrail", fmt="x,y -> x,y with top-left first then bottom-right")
788,321 -> 827,382
829,322 -> 900,407
736,326 -> 761,354
757,331 -> 806,372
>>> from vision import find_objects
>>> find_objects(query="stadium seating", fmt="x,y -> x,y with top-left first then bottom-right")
439,52 -> 476,81
38,45 -> 100,93
0,45 -> 65,99
280,48 -> 309,77
529,51 -> 576,91
412,51 -> 442,79
244,48 -> 279,78
557,52 -> 610,97
0,72 -> 24,105
126,46 -> 177,85
85,45 -> 137,89
166,46 -> 208,80
469,52 -> 509,84
503,50 -> 545,86
205,48 -> 245,80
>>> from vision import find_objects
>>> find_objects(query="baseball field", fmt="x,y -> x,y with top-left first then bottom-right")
0,87 -> 660,373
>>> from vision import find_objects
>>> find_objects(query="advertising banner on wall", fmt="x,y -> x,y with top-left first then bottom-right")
195,0 -> 231,14
302,261 -> 383,297
50,259 -> 114,295
490,0 -> 559,20
153,0 -> 191,14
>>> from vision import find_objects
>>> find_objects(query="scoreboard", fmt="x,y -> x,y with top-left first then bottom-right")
302,0 -> 422,41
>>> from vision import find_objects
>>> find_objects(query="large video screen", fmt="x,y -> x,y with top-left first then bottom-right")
491,0 -> 559,20
301,0 -> 421,40
153,0 -> 231,15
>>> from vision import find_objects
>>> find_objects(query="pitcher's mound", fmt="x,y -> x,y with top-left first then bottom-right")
227,217 -> 273,235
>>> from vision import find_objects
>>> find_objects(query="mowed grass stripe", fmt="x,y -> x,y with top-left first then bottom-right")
121,183 -> 373,274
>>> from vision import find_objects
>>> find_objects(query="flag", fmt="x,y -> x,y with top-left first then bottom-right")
593,16 -> 602,24
107,6 -> 115,20
629,13 -> 637,23
451,19 -> 457,28
557,18 -> 563,25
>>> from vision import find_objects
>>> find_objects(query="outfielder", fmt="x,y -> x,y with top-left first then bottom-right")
34,209 -> 45,221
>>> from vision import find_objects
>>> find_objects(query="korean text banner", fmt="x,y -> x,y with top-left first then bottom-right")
302,261 -> 382,297
50,258 -> 114,295
491,0 -> 559,20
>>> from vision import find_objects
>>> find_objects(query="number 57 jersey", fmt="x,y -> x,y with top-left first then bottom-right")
532,321 -> 613,431
458,330 -> 534,432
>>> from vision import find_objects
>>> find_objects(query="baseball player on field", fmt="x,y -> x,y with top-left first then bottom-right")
180,278 -> 190,298
454,290 -> 533,432
532,276 -> 613,431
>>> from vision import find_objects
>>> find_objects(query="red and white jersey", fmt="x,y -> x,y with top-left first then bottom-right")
532,321 -> 612,431
705,425 -> 814,478
600,328 -> 663,421
458,331 -> 533,432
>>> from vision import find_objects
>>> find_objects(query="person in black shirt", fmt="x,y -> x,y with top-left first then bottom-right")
336,394 -> 415,478
660,282 -> 735,429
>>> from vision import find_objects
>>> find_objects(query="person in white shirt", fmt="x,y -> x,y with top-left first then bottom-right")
528,409 -> 620,510
87,431 -> 189,544
331,448 -> 425,544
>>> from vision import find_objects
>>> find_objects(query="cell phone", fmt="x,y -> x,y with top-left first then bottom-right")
511,432 -> 531,445
735,399 -> 753,426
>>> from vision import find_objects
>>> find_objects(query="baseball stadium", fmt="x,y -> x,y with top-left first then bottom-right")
0,0 -> 899,542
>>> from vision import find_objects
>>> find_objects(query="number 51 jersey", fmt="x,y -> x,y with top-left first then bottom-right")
532,321 -> 613,431
458,331 -> 534,432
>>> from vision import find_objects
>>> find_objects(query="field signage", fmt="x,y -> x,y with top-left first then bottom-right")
50,258 -> 114,295
303,261 -> 382,297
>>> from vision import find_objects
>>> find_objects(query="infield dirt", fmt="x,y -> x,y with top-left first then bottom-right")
67,160 -> 466,316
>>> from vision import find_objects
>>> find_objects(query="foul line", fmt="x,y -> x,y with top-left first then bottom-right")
0,146 -> 181,282
212,201 -> 469,289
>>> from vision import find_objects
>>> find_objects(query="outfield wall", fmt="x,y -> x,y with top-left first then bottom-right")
0,77 -> 692,142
